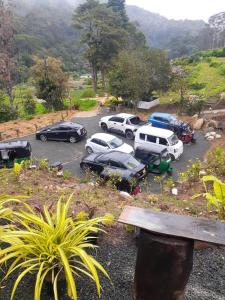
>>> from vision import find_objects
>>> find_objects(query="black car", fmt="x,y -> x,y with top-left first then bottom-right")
36,122 -> 87,143
80,151 -> 146,183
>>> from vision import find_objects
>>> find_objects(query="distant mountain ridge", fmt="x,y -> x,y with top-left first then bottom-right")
11,0 -> 224,71
126,5 -> 207,55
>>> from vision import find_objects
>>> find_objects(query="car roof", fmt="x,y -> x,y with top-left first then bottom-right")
41,122 -> 82,130
100,151 -> 133,162
136,124 -> 174,138
0,141 -> 29,150
55,121 -> 82,127
115,113 -> 135,119
150,112 -> 176,120
91,133 -> 119,142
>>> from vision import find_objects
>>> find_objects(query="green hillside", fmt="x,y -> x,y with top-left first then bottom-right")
160,51 -> 225,104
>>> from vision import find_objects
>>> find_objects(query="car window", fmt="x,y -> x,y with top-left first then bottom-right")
128,117 -> 141,125
109,117 -> 118,122
159,137 -> 168,146
146,135 -> 156,143
98,140 -> 108,147
168,134 -> 179,146
108,137 -> 123,149
139,133 -> 146,141
96,155 -> 108,164
115,117 -> 124,123
91,138 -> 101,145
123,156 -> 140,170
109,160 -> 121,168
109,117 -> 123,123
154,116 -> 161,122
57,127 -> 68,131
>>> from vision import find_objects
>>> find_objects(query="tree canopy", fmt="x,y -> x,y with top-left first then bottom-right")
31,57 -> 69,111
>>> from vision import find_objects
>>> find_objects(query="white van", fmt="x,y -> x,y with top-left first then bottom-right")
134,125 -> 183,160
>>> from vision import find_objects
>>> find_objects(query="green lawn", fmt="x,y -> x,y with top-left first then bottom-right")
160,57 -> 225,104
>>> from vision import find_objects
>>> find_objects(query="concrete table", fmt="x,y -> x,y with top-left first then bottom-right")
118,206 -> 225,300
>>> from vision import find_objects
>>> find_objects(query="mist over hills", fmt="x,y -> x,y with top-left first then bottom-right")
12,0 -> 222,72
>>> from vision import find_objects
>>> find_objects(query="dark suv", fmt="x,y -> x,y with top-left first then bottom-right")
36,121 -> 87,143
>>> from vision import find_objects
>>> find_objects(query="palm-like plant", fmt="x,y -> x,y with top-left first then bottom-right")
0,194 -> 110,300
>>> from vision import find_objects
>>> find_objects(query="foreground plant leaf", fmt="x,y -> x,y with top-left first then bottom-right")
0,194 -> 111,300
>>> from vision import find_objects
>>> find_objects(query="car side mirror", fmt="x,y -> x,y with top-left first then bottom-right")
47,129 -> 51,132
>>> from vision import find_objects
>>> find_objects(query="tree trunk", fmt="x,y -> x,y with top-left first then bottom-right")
101,68 -> 106,93
91,64 -> 98,94
7,84 -> 14,114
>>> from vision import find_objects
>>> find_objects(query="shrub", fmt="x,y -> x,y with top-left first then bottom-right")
201,176 -> 225,220
206,146 -> 225,176
24,98 -> 36,115
0,103 -> 18,122
190,82 -> 207,90
0,194 -> 110,300
104,97 -> 121,107
80,88 -> 95,98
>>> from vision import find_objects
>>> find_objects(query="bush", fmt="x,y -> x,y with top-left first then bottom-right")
24,99 -> 36,115
179,97 -> 204,116
0,103 -> 18,122
104,97 -> 121,107
190,82 -> 207,90
80,88 -> 95,98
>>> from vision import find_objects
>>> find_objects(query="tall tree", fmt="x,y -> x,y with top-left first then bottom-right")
0,0 -> 17,113
107,0 -> 128,25
73,0 -> 127,93
31,57 -> 69,111
109,48 -> 171,105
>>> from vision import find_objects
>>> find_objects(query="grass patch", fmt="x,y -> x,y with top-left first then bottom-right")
74,99 -> 97,111
160,56 -> 225,104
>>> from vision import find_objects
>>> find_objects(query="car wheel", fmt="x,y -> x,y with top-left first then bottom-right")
101,123 -> 108,131
86,146 -> 93,154
170,154 -> 175,161
80,162 -> 90,172
69,136 -> 77,143
125,130 -> 134,140
40,134 -> 47,142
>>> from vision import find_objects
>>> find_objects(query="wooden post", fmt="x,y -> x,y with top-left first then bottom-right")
134,230 -> 194,300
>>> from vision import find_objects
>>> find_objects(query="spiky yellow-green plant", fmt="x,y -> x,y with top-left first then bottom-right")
0,194 -> 110,300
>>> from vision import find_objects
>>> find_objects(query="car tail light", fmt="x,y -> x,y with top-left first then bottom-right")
132,185 -> 141,196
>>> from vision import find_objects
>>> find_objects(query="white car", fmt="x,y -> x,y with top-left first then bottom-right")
134,125 -> 183,160
99,113 -> 147,140
85,133 -> 134,155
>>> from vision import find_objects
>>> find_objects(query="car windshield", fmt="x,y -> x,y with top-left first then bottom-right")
168,134 -> 179,146
129,116 -> 141,125
169,115 -> 177,122
123,156 -> 140,170
109,137 -> 123,149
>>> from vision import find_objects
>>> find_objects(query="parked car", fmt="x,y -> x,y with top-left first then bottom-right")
85,133 -> 134,154
134,125 -> 183,161
36,121 -> 87,143
99,113 -> 147,139
135,148 -> 173,175
80,151 -> 147,193
0,141 -> 32,169
149,112 -> 195,144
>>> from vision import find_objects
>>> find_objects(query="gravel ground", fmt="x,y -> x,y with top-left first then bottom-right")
1,235 -> 225,300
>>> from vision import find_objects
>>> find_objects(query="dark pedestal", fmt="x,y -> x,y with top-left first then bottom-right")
134,230 -> 194,300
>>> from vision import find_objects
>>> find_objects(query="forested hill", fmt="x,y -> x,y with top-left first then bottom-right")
13,0 -> 220,72
126,5 -> 207,57
14,0 -> 84,72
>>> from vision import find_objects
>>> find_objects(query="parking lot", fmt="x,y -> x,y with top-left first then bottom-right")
12,110 -> 209,191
